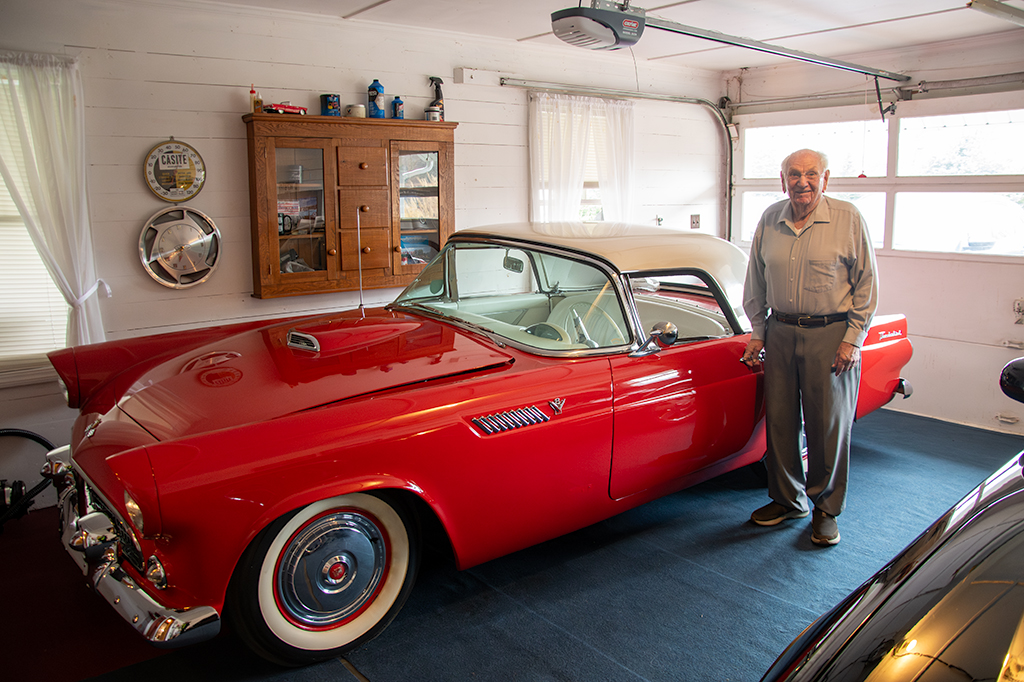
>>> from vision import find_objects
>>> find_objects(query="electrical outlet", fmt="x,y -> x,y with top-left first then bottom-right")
690,214 -> 700,230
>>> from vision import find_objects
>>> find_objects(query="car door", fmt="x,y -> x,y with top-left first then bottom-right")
608,273 -> 762,500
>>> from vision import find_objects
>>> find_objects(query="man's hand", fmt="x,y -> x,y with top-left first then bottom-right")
833,341 -> 860,376
741,340 -> 765,369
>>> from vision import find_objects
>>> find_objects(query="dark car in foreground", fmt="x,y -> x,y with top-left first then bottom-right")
762,357 -> 1024,682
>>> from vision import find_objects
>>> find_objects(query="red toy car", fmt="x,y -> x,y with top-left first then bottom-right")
263,102 -> 307,115
43,222 -> 912,665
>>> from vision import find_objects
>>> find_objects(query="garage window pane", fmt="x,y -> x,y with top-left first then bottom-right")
897,110 -> 1024,176
738,190 -> 884,248
893,193 -> 1024,255
743,121 -> 888,179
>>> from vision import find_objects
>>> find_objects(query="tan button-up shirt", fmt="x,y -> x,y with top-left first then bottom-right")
743,196 -> 878,347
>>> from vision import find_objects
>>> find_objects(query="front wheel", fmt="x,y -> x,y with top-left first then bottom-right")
228,492 -> 419,666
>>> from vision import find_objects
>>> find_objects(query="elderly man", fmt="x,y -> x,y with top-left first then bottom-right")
741,149 -> 878,546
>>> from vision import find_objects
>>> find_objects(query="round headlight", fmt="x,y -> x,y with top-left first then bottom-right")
124,490 -> 144,533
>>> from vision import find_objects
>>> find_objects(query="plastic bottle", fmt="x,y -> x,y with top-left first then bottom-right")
368,79 -> 386,119
428,77 -> 444,121
250,84 -> 264,114
391,95 -> 404,119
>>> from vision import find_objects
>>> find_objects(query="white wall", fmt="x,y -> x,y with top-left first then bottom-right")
0,0 -> 723,492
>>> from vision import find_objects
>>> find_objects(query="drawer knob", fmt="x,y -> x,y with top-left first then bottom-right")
362,246 -> 372,254
360,205 -> 370,212
359,162 -> 368,170
328,248 -> 338,256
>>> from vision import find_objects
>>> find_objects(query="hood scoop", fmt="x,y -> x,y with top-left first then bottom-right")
287,329 -> 320,353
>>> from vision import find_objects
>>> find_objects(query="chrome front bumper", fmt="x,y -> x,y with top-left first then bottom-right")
44,446 -> 221,648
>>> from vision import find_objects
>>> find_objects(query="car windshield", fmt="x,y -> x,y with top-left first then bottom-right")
393,241 -> 631,351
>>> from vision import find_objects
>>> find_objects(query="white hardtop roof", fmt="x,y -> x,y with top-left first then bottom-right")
455,222 -> 750,306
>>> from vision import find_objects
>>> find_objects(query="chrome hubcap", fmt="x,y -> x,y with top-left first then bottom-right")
277,511 -> 386,627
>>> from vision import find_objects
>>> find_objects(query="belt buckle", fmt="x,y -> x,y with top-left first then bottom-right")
797,316 -> 815,328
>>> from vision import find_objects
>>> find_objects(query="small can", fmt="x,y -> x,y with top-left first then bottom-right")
391,95 -> 404,119
320,93 -> 341,116
425,106 -> 442,121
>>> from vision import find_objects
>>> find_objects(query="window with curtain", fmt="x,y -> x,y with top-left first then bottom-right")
529,92 -> 635,223
0,51 -> 106,386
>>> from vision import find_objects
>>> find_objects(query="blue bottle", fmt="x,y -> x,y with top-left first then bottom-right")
368,79 -> 385,119
391,95 -> 404,119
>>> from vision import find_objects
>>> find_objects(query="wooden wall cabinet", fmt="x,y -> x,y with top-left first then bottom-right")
243,113 -> 457,299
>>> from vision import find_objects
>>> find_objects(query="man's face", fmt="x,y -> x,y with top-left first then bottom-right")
781,152 -> 829,216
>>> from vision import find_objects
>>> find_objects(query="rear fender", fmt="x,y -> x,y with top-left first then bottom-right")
857,314 -> 913,419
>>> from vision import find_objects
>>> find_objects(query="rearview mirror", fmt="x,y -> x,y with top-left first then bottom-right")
503,255 -> 524,273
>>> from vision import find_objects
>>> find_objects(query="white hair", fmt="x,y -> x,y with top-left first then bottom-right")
781,149 -> 829,173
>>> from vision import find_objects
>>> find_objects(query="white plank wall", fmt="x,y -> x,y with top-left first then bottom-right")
3,0 -> 724,340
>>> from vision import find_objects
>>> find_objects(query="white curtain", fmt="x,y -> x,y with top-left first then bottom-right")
528,92 -> 634,223
593,98 -> 634,223
0,51 -> 107,347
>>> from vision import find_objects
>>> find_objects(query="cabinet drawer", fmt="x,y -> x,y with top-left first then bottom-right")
337,146 -> 387,186
338,189 -> 389,229
340,228 -> 391,271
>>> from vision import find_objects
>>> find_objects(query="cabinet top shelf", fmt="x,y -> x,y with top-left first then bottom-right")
244,112 -> 458,131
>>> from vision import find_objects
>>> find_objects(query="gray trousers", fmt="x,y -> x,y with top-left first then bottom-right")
763,317 -> 859,517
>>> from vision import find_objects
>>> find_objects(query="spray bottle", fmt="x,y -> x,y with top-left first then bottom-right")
428,77 -> 444,121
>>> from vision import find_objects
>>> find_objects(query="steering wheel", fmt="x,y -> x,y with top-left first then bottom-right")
566,304 -> 624,347
524,322 -> 571,342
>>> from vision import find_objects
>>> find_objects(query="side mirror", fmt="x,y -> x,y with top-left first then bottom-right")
650,321 -> 678,348
1001,358 -> 1024,404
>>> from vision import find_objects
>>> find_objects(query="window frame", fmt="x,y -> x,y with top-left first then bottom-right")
732,90 -> 1024,263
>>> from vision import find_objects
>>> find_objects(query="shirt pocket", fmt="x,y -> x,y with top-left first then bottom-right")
804,259 -> 838,293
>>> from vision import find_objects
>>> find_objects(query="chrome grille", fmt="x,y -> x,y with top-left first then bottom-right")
87,486 -> 144,572
472,405 -> 550,435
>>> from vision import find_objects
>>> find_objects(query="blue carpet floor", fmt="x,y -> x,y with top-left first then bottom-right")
78,410 -> 1024,682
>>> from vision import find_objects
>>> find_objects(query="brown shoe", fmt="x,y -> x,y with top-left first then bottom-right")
750,502 -> 809,527
811,509 -> 841,546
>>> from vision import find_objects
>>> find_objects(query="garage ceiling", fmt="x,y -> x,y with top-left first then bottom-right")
212,0 -> 1024,73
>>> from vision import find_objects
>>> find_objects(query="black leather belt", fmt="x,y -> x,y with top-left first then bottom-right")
772,312 -> 848,327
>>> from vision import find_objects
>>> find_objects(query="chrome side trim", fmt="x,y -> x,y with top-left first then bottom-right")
472,405 -> 551,435
47,448 -> 221,648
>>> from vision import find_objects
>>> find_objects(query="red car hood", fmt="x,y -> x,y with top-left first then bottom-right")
117,308 -> 513,441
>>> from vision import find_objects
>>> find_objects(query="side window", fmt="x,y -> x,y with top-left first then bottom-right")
629,273 -> 732,342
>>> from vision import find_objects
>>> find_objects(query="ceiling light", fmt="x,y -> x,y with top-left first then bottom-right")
968,0 -> 1024,28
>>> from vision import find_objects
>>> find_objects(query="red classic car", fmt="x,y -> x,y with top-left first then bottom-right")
43,222 -> 912,665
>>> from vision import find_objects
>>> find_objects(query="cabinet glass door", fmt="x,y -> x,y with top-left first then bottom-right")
275,147 -> 326,275
397,149 -> 440,265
